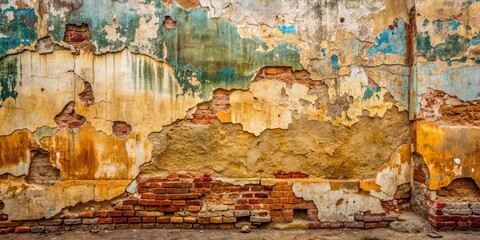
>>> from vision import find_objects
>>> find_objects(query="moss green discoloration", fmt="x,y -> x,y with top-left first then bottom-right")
417,31 -> 480,61
48,1 -> 301,99
0,7 -> 38,58
160,6 -> 301,98
0,57 -> 18,107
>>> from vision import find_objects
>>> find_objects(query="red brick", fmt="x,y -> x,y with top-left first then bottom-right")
262,198 -> 275,204
123,199 -> 138,205
429,219 -> 456,229
0,228 -> 14,234
141,193 -> 157,199
172,200 -> 186,206
14,227 -> 30,233
115,205 -> 133,211
142,217 -> 157,223
157,217 -> 171,223
78,211 -> 95,218
160,206 -> 182,212
250,186 -> 263,191
138,199 -> 171,206
270,192 -> 283,198
271,204 -> 283,210
108,211 -> 123,217
275,185 -> 292,191
187,200 -> 202,206
457,221 -> 471,228
123,211 -> 135,217
471,215 -> 480,222
113,217 -> 128,224
295,202 -> 316,209
0,221 -> 22,228
98,218 -> 112,224
248,199 -> 261,204
128,217 -> 141,223
255,193 -> 269,198
242,193 -> 253,198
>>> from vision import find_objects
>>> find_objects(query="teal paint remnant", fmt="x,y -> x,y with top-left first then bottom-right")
472,33 -> 480,46
422,19 -> 429,27
330,55 -> 339,71
321,48 -> 327,57
0,57 -> 18,108
416,63 -> 480,105
433,20 -> 443,31
0,7 -> 38,58
363,86 -> 381,100
160,5 -> 301,98
417,33 -> 469,61
277,25 -> 296,34
367,19 -> 406,56
448,20 -> 461,31
53,1 -> 301,99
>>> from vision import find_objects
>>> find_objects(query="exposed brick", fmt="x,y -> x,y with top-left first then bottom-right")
113,217 -> 128,224
64,219 -> 81,225
98,218 -> 113,224
364,215 -> 383,222
14,227 -> 30,233
0,221 -> 22,227
210,217 -> 222,224
82,218 -> 99,225
78,211 -> 95,218
171,217 -> 184,223
429,219 -> 457,229
30,226 -> 45,233
184,217 -> 196,223
0,228 -> 14,234
157,217 -> 171,223
108,211 -> 123,217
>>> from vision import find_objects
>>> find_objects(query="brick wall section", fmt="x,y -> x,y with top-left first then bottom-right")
192,93 -> 231,124
112,121 -> 132,138
428,198 -> 480,230
0,174 -> 408,234
254,67 -> 323,87
54,101 -> 86,129
64,24 -> 92,47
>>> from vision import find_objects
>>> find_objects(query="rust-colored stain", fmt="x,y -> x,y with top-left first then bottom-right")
162,0 -> 200,9
0,130 -> 37,176
39,123 -> 147,180
415,120 -> 480,190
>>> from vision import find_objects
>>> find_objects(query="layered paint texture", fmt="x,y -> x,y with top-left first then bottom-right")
0,0 -> 477,230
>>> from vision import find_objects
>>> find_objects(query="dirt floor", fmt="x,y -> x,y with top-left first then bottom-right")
1,228 -> 479,240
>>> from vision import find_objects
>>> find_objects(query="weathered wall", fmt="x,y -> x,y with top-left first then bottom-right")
0,0 -> 478,233
411,0 -> 480,230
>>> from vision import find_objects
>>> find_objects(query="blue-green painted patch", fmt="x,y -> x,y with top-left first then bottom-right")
54,1 -> 302,99
422,19 -> 429,27
448,20 -> 461,31
363,86 -> 381,100
321,48 -> 326,57
417,33 -> 470,61
0,7 -> 38,59
0,57 -> 18,108
367,19 -> 406,57
277,25 -> 296,34
330,55 -> 339,71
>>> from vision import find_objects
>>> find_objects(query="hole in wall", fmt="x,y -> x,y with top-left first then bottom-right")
54,101 -> 86,129
64,23 -> 92,46
437,178 -> 480,198
112,121 -> 132,139
293,209 -> 307,220
162,16 -> 176,29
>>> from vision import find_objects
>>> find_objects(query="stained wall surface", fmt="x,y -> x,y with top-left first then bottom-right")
0,0 -> 478,232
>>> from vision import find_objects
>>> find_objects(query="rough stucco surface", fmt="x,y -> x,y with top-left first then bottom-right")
0,0 -> 477,227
